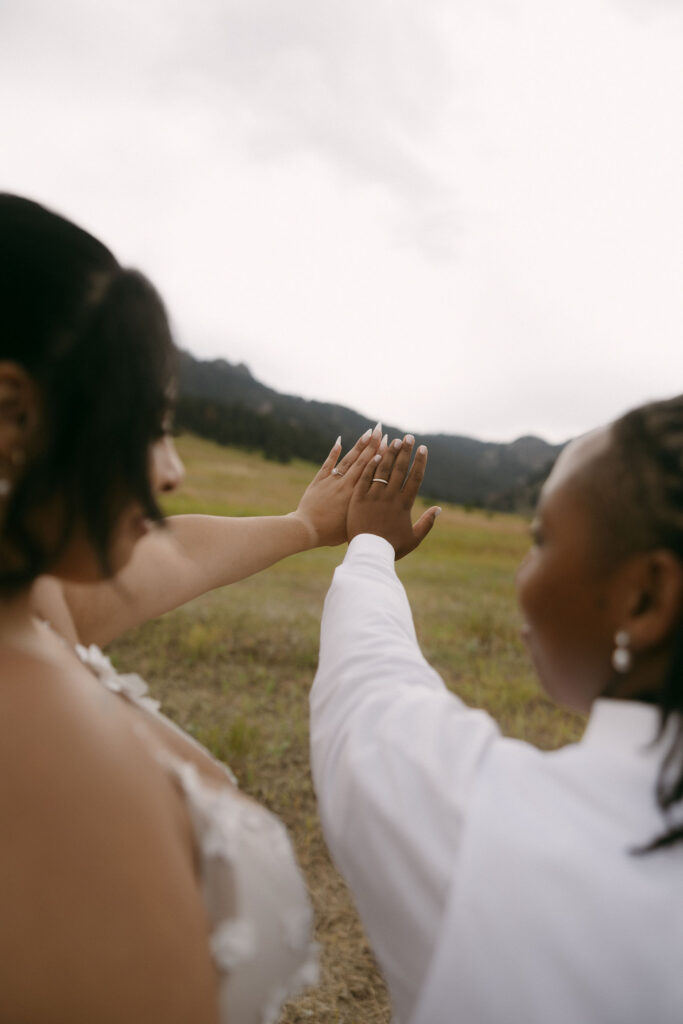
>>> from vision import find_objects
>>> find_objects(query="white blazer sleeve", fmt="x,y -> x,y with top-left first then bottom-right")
310,534 -> 500,1022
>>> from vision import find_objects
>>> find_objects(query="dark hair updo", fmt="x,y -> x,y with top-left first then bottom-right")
0,194 -> 176,591
606,395 -> 683,850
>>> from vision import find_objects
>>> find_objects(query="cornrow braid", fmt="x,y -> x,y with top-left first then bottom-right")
612,395 -> 683,852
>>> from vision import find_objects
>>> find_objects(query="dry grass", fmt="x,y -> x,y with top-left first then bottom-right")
108,434 -> 584,1022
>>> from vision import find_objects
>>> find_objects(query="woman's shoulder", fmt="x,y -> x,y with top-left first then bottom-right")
0,642 -> 220,1022
0,641 -> 121,770
0,640 -> 174,861
0,639 -> 81,733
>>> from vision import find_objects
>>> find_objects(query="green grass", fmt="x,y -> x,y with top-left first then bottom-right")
109,433 -> 584,1023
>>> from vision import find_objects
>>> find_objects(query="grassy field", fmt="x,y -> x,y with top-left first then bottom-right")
109,433 -> 585,1023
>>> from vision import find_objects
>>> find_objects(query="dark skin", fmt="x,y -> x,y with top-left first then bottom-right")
347,427 -> 683,713
347,435 -> 441,558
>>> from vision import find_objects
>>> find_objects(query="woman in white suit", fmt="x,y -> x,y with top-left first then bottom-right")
311,399 -> 683,1023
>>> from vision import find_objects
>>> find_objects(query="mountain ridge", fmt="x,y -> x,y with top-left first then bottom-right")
176,350 -> 564,508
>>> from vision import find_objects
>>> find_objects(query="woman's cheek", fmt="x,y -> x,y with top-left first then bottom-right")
515,550 -> 539,619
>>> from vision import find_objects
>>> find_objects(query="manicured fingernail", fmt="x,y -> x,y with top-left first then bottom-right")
418,445 -> 427,455
405,434 -> 415,445
434,507 -> 442,517
372,422 -> 382,438
381,433 -> 388,448
335,435 -> 342,448
373,453 -> 382,463
361,428 -> 371,443
392,438 -> 402,450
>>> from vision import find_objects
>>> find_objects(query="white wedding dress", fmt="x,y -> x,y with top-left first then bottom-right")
74,641 -> 318,1024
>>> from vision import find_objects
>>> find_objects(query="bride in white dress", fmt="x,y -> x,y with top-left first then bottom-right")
0,193 -> 382,1023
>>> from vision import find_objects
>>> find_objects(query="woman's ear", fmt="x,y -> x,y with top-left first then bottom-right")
625,550 -> 683,653
0,361 -> 38,459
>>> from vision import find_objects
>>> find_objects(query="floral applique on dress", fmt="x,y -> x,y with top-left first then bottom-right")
74,641 -> 318,1024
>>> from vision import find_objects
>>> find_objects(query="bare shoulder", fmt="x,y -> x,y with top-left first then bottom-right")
0,648 -> 219,1023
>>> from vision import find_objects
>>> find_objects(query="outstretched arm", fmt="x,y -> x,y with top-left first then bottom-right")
57,427 -> 383,647
311,445 -> 497,1020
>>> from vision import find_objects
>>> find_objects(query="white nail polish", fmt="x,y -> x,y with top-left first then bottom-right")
418,445 -> 427,455
434,507 -> 442,517
361,428 -> 371,443
372,422 -> 382,438
405,434 -> 415,445
392,438 -> 401,450
335,435 -> 342,448
381,434 -> 388,448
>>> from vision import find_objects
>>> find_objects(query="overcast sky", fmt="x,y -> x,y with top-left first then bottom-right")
2,0 -> 682,442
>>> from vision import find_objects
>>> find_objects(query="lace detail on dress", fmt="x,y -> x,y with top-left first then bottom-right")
75,643 -> 161,713
72,640 -> 318,1023
210,918 -> 257,970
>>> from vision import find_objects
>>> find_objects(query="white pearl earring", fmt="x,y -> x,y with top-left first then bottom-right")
612,630 -> 632,673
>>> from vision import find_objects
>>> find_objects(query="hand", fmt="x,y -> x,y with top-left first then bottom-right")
291,424 -> 384,547
347,435 -> 441,559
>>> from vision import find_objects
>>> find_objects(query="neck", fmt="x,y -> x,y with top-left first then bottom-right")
0,583 -> 42,649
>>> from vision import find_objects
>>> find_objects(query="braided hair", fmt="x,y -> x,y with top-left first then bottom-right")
609,395 -> 683,851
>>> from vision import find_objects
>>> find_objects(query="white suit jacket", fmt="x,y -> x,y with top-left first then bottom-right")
310,534 -> 683,1024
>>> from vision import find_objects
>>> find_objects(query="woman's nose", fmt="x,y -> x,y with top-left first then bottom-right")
152,436 -> 185,493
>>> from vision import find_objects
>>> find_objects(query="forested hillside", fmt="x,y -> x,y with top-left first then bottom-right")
176,350 -> 563,509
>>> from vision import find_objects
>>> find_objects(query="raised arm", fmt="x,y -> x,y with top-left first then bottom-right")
310,437 -> 499,1021
57,427 -> 382,647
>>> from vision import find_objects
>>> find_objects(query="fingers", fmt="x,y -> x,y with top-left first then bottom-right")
363,439 -> 399,491
358,450 -> 384,492
334,427 -> 429,508
355,437 -> 400,494
386,435 -> 415,493
402,443 -> 428,504
413,506 -> 441,545
316,435 -> 343,480
344,440 -> 380,485
363,434 -> 415,495
342,427 -> 384,485
393,506 -> 440,560
330,422 -> 382,479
